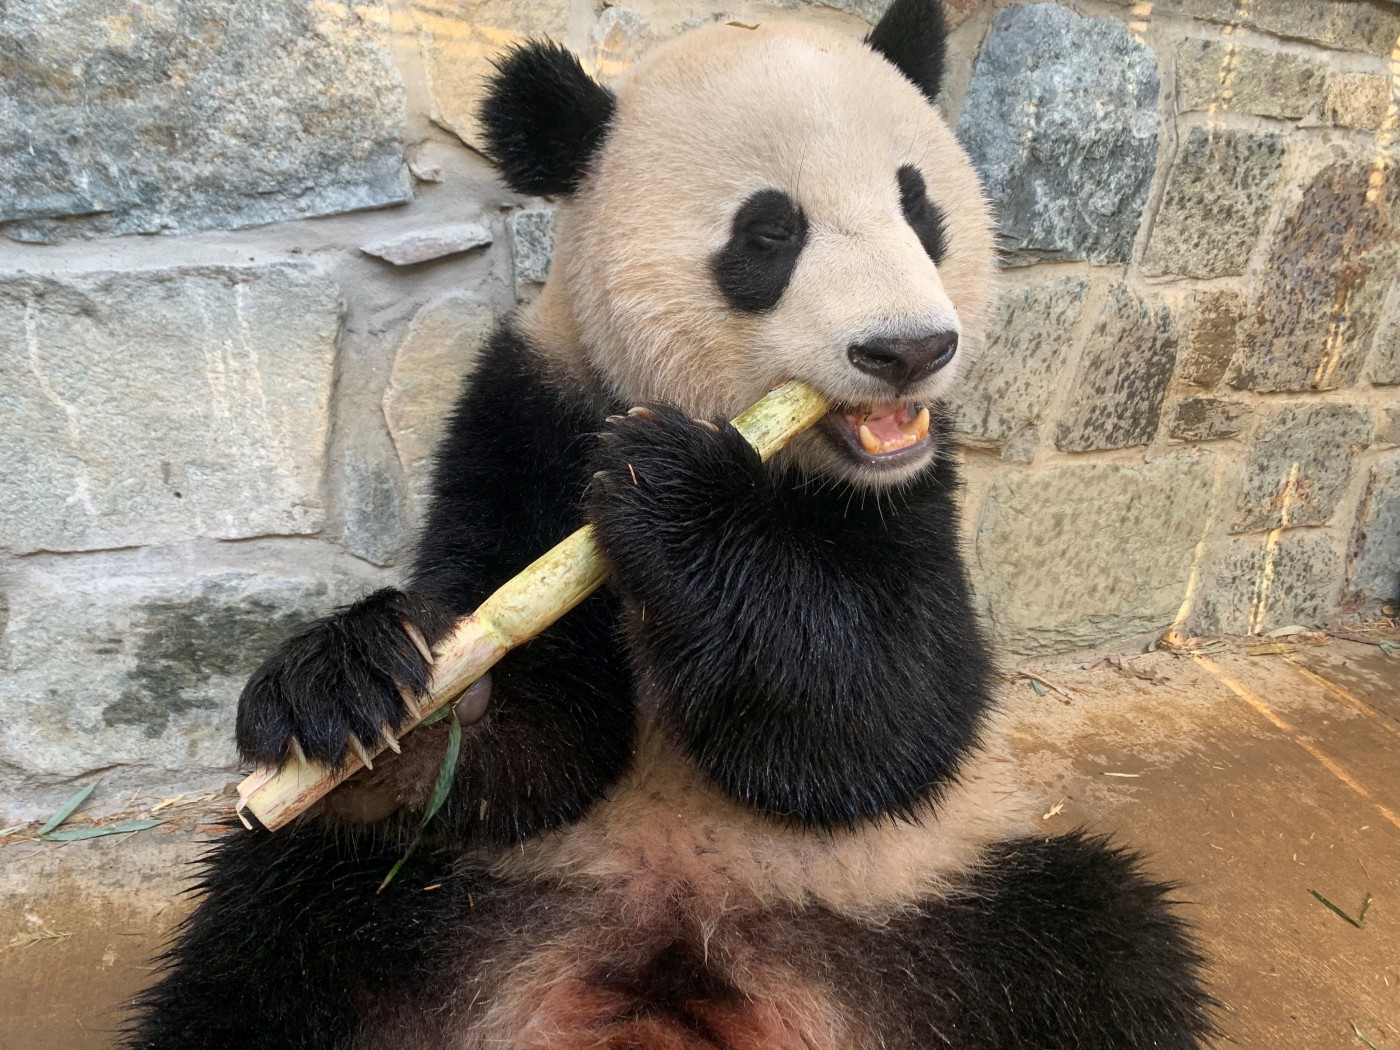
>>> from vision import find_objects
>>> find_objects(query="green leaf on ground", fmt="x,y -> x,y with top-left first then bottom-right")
35,783 -> 97,837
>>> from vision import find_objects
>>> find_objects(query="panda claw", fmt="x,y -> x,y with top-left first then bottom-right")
401,619 -> 435,665
694,419 -> 721,433
605,414 -> 625,425
398,682 -> 423,719
380,726 -> 402,754
348,735 -> 375,770
288,736 -> 308,766
627,405 -> 659,422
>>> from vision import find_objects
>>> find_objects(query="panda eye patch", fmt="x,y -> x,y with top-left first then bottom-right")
713,189 -> 808,313
897,164 -> 948,266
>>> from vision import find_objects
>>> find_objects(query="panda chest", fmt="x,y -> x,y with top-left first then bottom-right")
467,735 -> 868,1050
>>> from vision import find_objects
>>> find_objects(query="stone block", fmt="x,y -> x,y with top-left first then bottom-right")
1370,282 -> 1400,385
1055,283 -> 1179,452
956,4 -> 1160,265
1380,410 -> 1400,448
1189,531 -> 1342,636
953,276 -> 1091,451
0,573 -> 332,784
1348,462 -> 1400,603
361,223 -> 493,267
1102,0 -> 1400,55
512,207 -> 557,288
1231,160 -> 1399,392
1178,290 -> 1243,388
1176,39 -> 1325,120
383,296 -> 495,501
973,452 -> 1218,654
1325,74 -> 1393,130
1142,127 -> 1284,279
413,0 -> 569,148
591,7 -> 654,81
341,452 -> 405,567
1233,404 -> 1372,532
0,265 -> 340,554
1168,397 -> 1249,442
0,0 -> 408,242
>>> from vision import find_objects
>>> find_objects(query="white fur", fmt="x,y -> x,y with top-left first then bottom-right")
521,19 -> 997,487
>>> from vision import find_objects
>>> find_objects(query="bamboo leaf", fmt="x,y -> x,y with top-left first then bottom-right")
1309,889 -> 1366,929
35,783 -> 97,837
41,819 -> 164,842
1352,1022 -> 1379,1050
379,711 -> 463,893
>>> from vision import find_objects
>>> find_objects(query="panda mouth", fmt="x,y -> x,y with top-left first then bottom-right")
822,401 -> 931,462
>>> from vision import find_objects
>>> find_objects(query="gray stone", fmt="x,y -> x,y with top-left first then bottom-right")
1178,290 -> 1243,388
0,573 -> 331,785
1325,74 -> 1393,130
956,4 -> 1160,265
1371,283 -> 1400,385
413,0 -> 569,147
973,452 -> 1217,654
1001,426 -> 1040,464
512,207 -> 557,288
1233,404 -> 1373,532
383,296 -> 495,502
0,265 -> 340,554
1141,127 -> 1284,279
1380,410 -> 1400,448
1188,531 -> 1342,637
954,276 -> 1091,451
361,223 -> 493,267
1231,160 -> 1399,393
341,452 -> 405,567
1102,0 -> 1400,55
1055,283 -> 1178,452
591,8 -> 654,81
1168,397 -> 1249,442
0,0 -> 409,243
1349,462 -> 1400,603
1175,39 -> 1325,120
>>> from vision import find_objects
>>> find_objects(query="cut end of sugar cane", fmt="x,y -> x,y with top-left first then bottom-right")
237,380 -> 829,831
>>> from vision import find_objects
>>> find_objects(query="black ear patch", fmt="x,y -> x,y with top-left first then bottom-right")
897,165 -> 948,265
866,0 -> 948,102
712,189 -> 809,312
478,41 -> 617,196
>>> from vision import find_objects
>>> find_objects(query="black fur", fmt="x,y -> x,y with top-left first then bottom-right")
897,164 -> 948,266
587,403 -> 991,827
236,328 -> 635,843
792,831 -> 1217,1048
712,188 -> 809,312
478,40 -> 617,197
867,0 -> 949,102
126,822 -> 475,1049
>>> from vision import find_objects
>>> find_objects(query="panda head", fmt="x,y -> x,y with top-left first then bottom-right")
481,0 -> 995,487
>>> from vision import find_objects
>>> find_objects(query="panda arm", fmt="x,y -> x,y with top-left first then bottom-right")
238,329 -> 634,841
587,404 -> 991,827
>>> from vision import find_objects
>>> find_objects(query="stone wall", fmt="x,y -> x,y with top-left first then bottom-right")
1,0 -> 1396,817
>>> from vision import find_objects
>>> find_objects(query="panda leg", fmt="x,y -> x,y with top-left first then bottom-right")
123,822 -> 463,1050
884,830 -> 1218,1049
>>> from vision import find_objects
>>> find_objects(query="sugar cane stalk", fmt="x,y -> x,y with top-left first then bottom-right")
237,381 -> 830,831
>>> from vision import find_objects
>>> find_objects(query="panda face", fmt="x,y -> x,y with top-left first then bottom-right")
530,18 -> 996,487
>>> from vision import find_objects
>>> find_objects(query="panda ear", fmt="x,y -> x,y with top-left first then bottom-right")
866,0 -> 948,103
478,41 -> 617,197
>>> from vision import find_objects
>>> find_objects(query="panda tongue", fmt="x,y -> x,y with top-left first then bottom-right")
861,404 -> 906,443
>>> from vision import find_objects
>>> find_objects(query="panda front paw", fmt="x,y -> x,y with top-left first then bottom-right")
586,403 -> 766,597
234,588 -> 458,769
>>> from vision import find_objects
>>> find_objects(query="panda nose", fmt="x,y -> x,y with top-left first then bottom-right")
846,332 -> 959,390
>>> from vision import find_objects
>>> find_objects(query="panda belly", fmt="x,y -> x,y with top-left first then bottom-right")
366,723 -> 1028,1050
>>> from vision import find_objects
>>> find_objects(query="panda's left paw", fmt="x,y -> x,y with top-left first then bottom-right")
587,403 -> 765,587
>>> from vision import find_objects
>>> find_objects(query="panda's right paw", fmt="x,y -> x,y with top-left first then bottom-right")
234,588 -> 458,768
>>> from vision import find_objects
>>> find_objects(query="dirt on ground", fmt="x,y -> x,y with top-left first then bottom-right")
2,632 -> 1397,1049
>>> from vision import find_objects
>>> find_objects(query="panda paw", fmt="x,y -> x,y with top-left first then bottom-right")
234,588 -> 459,769
587,403 -> 765,587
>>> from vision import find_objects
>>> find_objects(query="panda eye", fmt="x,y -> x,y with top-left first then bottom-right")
746,223 -> 796,249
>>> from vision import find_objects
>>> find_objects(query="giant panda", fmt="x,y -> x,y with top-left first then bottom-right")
128,1 -> 1215,1047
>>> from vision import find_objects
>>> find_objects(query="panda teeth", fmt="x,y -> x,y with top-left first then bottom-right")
858,424 -> 881,454
901,407 -> 930,440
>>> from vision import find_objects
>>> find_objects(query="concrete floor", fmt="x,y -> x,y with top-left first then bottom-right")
1,633 -> 1397,1049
